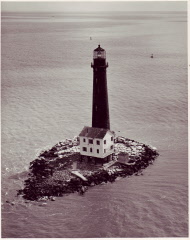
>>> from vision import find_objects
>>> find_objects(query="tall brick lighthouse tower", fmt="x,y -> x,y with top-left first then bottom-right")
91,45 -> 110,130
79,45 -> 114,162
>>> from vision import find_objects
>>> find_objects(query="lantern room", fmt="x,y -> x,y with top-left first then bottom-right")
93,45 -> 106,59
92,45 -> 108,67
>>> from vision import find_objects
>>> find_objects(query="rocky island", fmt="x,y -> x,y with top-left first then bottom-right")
17,136 -> 158,201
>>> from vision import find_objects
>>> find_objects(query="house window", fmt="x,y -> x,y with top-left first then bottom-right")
89,139 -> 93,144
97,149 -> 99,154
104,140 -> 106,144
110,145 -> 113,150
83,138 -> 86,142
104,149 -> 106,153
83,147 -> 87,152
97,140 -> 100,145
90,148 -> 92,152
111,137 -> 113,141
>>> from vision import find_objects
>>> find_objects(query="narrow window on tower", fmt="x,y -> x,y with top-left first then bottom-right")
97,140 -> 100,145
104,140 -> 106,144
90,148 -> 92,153
83,138 -> 86,142
111,137 -> 113,141
97,149 -> 99,154
104,149 -> 106,153
110,145 -> 113,150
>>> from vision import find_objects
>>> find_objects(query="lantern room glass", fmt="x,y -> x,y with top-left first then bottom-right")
93,50 -> 106,59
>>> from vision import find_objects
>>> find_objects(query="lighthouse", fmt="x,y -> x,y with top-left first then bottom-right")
91,45 -> 110,130
79,45 -> 114,162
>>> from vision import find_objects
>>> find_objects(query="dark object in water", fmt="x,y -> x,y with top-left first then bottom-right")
78,186 -> 88,195
151,54 -> 154,58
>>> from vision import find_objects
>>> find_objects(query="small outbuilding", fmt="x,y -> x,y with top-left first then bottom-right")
79,126 -> 115,160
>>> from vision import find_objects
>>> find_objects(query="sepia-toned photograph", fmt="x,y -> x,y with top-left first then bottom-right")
1,1 -> 188,238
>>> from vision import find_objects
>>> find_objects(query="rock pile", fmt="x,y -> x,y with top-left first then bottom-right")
17,136 -> 159,201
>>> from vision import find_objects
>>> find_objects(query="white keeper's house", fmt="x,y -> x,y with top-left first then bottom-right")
79,126 -> 115,160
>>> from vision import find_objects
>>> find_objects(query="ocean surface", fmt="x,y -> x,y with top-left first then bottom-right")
1,11 -> 188,238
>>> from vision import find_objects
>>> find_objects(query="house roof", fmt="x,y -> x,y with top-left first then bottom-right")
79,126 -> 114,139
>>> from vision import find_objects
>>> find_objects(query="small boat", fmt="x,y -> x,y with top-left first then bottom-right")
151,54 -> 154,58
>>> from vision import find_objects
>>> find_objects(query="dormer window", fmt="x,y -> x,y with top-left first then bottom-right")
83,138 -> 86,142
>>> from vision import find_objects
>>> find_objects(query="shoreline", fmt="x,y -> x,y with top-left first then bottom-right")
17,136 -> 159,201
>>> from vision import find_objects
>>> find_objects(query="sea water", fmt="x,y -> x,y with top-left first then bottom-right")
1,11 -> 188,238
